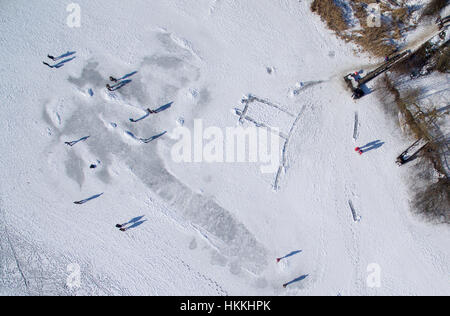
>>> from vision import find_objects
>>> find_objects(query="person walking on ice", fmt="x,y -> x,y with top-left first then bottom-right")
115,223 -> 129,232
355,147 -> 364,155
115,216 -> 147,232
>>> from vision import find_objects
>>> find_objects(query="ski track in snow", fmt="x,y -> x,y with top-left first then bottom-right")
274,98 -> 315,191
353,111 -> 359,142
0,201 -> 30,294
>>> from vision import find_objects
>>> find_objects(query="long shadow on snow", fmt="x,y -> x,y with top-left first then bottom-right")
284,274 -> 309,288
278,250 -> 302,261
74,193 -> 104,205
52,51 -> 77,60
118,71 -> 138,81
154,101 -> 173,113
43,57 -> 77,69
360,140 -> 385,153
108,79 -> 132,91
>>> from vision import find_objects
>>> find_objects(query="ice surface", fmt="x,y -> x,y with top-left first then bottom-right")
0,0 -> 449,296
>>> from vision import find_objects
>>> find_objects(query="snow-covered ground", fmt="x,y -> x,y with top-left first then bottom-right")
0,0 -> 449,296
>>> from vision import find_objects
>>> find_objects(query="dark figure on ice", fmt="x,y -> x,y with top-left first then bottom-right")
43,57 -> 76,69
106,71 -> 138,91
106,80 -> 132,92
277,250 -> 302,263
43,52 -> 76,68
116,215 -> 147,232
74,193 -> 104,205
65,136 -> 90,147
115,223 -> 128,232
140,131 -> 167,144
129,109 -> 153,123
355,147 -> 364,155
129,102 -> 173,123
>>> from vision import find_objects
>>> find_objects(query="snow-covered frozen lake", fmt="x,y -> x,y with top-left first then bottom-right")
0,0 -> 449,296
